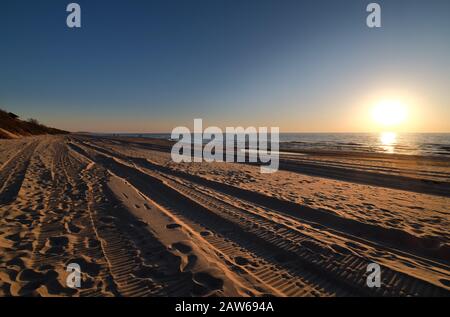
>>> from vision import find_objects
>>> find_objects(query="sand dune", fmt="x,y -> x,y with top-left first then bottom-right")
0,135 -> 449,296
0,109 -> 68,140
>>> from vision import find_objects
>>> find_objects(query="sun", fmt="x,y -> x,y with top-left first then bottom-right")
372,100 -> 408,127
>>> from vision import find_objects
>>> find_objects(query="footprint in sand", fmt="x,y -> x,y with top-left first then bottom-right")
234,256 -> 250,266
4,232 -> 22,243
42,274 -> 78,296
134,219 -> 148,227
12,268 -> 76,296
99,216 -> 116,224
0,281 -> 11,296
184,255 -> 197,272
65,222 -> 82,234
439,279 -> 450,287
166,223 -> 181,230
65,257 -> 101,277
172,242 -> 192,254
143,203 -> 151,210
6,257 -> 26,271
15,214 -> 32,225
37,264 -> 54,271
192,272 -> 224,296
42,236 -> 69,255
0,268 -> 19,284
16,268 -> 46,283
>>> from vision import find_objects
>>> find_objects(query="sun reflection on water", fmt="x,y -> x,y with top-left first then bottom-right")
380,132 -> 397,153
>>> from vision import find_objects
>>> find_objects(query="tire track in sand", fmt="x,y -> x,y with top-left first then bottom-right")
71,138 -> 450,297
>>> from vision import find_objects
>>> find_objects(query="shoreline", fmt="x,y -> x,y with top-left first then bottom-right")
82,134 -> 450,197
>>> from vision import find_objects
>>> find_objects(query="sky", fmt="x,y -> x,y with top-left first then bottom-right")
1,0 -> 449,133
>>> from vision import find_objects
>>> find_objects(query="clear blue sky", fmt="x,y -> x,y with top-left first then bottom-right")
1,0 -> 449,132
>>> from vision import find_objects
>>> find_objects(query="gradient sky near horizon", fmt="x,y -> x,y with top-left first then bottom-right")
1,0 -> 449,133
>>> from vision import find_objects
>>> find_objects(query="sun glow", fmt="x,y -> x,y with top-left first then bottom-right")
372,100 -> 408,127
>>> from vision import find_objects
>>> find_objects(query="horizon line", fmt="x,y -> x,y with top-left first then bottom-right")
73,131 -> 450,134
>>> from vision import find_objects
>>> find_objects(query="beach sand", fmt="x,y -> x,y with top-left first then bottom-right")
0,134 -> 449,296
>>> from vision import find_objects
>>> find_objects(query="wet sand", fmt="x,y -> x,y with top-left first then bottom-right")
0,134 -> 449,296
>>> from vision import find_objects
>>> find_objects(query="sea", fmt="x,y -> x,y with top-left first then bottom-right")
103,133 -> 450,157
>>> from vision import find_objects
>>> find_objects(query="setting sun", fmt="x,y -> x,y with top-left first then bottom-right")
372,100 -> 408,127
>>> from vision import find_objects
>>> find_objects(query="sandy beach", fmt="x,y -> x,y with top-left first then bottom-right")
0,134 -> 448,297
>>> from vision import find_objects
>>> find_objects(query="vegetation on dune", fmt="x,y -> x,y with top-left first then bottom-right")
0,108 -> 69,139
